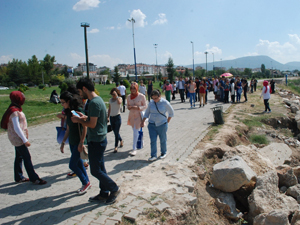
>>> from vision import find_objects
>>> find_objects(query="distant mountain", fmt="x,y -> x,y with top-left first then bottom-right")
184,55 -> 300,71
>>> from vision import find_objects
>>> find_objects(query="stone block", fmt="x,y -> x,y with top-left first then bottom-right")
124,209 -> 141,222
155,202 -> 170,212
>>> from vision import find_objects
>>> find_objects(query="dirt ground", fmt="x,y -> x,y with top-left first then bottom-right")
120,81 -> 300,225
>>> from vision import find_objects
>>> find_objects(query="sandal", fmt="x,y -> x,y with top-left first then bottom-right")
114,147 -> 118,153
16,178 -> 30,183
119,140 -> 124,148
33,178 -> 47,185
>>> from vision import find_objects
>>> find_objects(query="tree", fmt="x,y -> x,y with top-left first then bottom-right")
27,55 -> 42,85
0,66 -> 9,85
228,67 -> 238,76
261,64 -> 266,74
165,57 -> 175,82
60,65 -> 69,78
113,66 -> 121,83
184,68 -> 190,77
243,68 -> 252,77
41,54 -> 55,83
126,73 -> 130,81
7,59 -> 27,85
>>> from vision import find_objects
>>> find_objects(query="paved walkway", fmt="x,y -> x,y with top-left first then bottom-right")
0,92 -> 230,225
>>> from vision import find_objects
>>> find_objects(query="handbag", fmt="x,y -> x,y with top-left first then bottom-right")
56,127 -> 69,144
137,128 -> 143,149
77,124 -> 89,160
107,124 -> 112,133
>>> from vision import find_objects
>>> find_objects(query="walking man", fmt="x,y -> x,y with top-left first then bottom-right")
178,77 -> 185,103
117,81 -> 126,112
72,77 -> 120,204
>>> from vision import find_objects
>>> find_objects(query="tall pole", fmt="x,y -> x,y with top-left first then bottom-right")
191,41 -> 194,79
128,18 -> 137,82
271,61 -> 273,78
212,53 -> 214,77
204,52 -> 208,76
154,44 -> 158,78
221,58 -> 222,68
81,22 -> 90,78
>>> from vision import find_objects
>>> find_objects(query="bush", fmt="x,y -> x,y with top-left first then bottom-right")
18,84 -> 29,93
38,84 -> 45,89
59,82 -> 68,94
8,81 -> 16,88
123,79 -> 130,88
27,82 -> 35,87
106,80 -> 110,85
64,78 -> 75,88
249,134 -> 269,145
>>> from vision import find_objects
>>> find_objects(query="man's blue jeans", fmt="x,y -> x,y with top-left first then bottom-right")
88,138 -> 118,196
189,93 -> 195,106
14,145 -> 39,182
148,123 -> 168,158
69,144 -> 89,186
110,115 -> 122,148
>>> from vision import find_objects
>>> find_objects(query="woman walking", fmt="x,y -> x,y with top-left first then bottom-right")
147,80 -> 153,102
141,90 -> 174,161
260,80 -> 272,113
188,79 -> 196,107
1,91 -> 47,185
236,78 -> 242,103
127,82 -> 147,156
164,80 -> 173,102
230,79 -> 235,103
224,79 -> 230,103
108,88 -> 124,153
60,91 -> 90,195
199,80 -> 206,107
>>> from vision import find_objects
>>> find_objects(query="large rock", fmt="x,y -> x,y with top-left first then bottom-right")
215,192 -> 240,220
211,156 -> 257,192
257,143 -> 292,167
253,210 -> 290,225
283,98 -> 291,106
287,184 -> 300,202
292,211 -> 300,225
293,166 -> 300,183
291,104 -> 300,113
277,166 -> 298,188
248,171 -> 298,220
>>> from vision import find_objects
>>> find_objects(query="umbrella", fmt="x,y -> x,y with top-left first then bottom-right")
220,73 -> 233,78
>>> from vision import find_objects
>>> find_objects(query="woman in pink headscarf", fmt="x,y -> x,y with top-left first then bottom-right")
127,82 -> 147,156
260,80 -> 272,113
1,91 -> 47,184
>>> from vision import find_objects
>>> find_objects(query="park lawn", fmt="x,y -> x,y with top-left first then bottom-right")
0,81 -> 162,131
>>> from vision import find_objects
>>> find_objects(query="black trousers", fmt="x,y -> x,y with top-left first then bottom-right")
121,95 -> 126,112
264,99 -> 271,111
179,89 -> 185,102
224,90 -> 229,103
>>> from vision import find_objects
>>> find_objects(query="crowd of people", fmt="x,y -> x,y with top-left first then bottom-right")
1,75 -> 274,205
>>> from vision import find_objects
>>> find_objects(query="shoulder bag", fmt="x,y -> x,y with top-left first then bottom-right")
77,123 -> 89,160
154,102 -> 167,118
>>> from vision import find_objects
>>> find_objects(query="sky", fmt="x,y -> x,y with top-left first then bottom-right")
1,0 -> 300,70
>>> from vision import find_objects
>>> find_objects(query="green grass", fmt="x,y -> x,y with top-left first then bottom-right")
249,134 -> 269,145
241,118 -> 263,129
0,81 -> 162,130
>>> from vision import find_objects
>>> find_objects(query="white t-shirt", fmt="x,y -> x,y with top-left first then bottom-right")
139,85 -> 147,95
109,97 -> 122,116
117,85 -> 126,96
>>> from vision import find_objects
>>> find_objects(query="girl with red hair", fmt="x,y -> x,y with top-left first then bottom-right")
127,82 -> 147,156
1,91 -> 47,184
260,80 -> 272,113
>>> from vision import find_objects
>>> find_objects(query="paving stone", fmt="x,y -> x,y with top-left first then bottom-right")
94,215 -> 109,224
156,202 -> 171,212
104,219 -> 118,225
140,202 -> 155,210
150,198 -> 163,205
184,181 -> 195,192
103,207 -> 118,216
128,199 -> 146,207
139,193 -> 152,201
107,211 -> 124,223
182,194 -> 198,205
130,190 -> 144,196
174,187 -> 186,194
172,174 -> 185,179
152,189 -> 164,195
166,170 -> 176,176
124,209 -> 141,222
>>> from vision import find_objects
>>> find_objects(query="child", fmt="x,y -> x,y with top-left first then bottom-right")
1,91 -> 47,184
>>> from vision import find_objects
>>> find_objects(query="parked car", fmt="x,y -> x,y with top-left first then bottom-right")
0,86 -> 9,90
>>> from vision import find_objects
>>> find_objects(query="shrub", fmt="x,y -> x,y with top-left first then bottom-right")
123,79 -> 130,88
64,78 -> 75,88
38,84 -> 45,89
59,82 -> 68,94
18,84 -> 29,93
27,82 -> 35,87
249,134 -> 269,145
106,80 -> 110,85
8,81 -> 16,88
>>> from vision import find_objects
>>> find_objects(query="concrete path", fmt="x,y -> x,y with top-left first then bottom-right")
0,92 -> 230,225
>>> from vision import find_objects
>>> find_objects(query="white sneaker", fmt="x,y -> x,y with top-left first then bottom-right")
77,182 -> 91,195
148,157 -> 157,162
159,154 -> 167,159
129,150 -> 137,156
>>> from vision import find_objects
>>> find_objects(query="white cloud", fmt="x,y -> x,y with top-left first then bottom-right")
254,34 -> 300,63
105,26 -> 115,30
161,51 -> 173,62
70,53 -> 85,62
0,55 -> 13,64
73,0 -> 100,11
153,13 -> 167,25
126,9 -> 147,28
88,28 -> 99,33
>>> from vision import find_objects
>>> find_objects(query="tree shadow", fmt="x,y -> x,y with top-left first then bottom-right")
108,159 -> 148,176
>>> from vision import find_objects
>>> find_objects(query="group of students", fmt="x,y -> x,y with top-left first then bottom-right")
1,77 -> 175,205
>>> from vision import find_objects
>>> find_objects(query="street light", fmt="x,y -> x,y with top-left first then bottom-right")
191,41 -> 194,79
128,17 -> 138,82
271,61 -> 273,78
204,52 -> 208,76
221,58 -> 222,68
212,52 -> 214,77
81,22 -> 90,78
154,44 -> 158,78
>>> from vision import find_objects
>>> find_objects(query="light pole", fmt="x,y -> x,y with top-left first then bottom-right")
128,18 -> 138,82
154,44 -> 158,78
191,41 -> 194,79
212,52 -> 214,77
204,52 -> 208,76
221,58 -> 222,68
271,61 -> 273,78
81,22 -> 90,78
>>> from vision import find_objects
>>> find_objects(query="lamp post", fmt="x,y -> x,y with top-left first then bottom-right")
204,52 -> 208,76
212,52 -> 214,77
81,22 -> 90,78
221,58 -> 222,68
191,41 -> 194,79
128,18 -> 138,82
154,44 -> 158,78
271,61 -> 273,78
